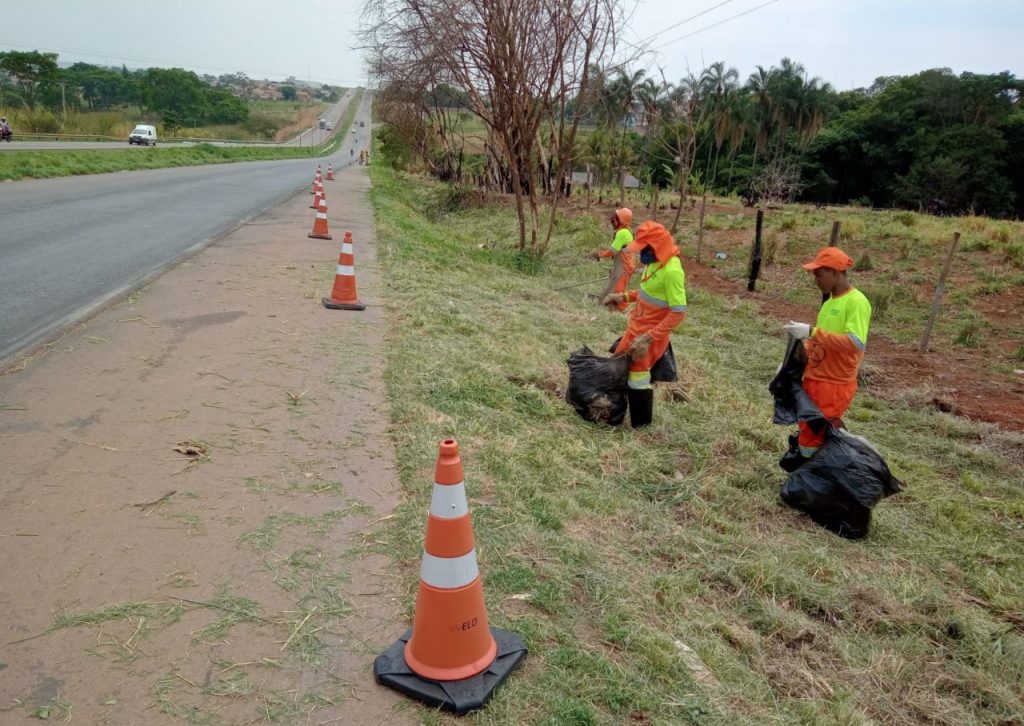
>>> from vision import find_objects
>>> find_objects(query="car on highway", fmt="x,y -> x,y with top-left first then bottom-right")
325,121 -> 333,130
128,125 -> 157,146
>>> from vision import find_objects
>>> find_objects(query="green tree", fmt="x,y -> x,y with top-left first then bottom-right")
279,85 -> 297,101
0,50 -> 58,109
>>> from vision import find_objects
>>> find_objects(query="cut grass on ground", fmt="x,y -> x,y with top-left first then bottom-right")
369,165 -> 1024,725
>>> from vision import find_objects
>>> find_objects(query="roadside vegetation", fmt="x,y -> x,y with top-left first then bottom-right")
0,89 -> 364,181
369,164 -> 1024,725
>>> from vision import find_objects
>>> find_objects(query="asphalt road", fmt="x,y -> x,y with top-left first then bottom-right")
0,93 -> 374,365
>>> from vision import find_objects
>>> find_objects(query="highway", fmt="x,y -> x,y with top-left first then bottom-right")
0,89 -> 360,151
0,92 -> 374,365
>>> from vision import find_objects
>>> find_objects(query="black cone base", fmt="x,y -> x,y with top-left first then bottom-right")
322,297 -> 365,311
374,628 -> 527,715
308,233 -> 333,240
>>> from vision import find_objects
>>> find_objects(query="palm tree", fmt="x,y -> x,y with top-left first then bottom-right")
699,61 -> 739,190
608,68 -> 647,204
745,64 -> 775,176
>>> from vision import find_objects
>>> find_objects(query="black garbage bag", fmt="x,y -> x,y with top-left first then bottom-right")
609,337 -> 678,382
780,426 -> 904,539
769,335 -> 824,427
566,346 -> 630,425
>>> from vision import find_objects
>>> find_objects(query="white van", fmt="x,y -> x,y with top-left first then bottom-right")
129,124 -> 157,146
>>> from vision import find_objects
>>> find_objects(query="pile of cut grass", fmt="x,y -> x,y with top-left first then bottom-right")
369,167 -> 1024,725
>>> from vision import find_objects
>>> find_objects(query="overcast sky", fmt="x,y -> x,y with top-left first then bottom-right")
3,0 -> 1021,91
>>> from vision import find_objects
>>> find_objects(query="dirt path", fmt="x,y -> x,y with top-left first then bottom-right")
0,164 -> 415,724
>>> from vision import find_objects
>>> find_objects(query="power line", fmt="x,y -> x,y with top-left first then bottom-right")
641,0 -> 736,43
653,0 -> 783,51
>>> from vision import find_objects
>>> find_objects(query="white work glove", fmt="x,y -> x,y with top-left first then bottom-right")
783,321 -> 811,340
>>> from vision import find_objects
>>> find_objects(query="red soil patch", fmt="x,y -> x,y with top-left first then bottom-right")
683,255 -> 1024,432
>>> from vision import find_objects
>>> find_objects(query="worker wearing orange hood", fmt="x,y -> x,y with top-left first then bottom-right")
590,208 -> 636,312
602,221 -> 688,428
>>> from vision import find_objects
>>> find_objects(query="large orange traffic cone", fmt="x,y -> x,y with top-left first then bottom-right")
321,231 -> 365,310
308,197 -> 333,240
374,439 -> 527,714
326,163 -> 335,181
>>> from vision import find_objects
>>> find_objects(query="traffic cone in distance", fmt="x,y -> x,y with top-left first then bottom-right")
374,439 -> 527,714
321,231 -> 365,310
326,163 -> 335,181
311,182 -> 324,209
308,197 -> 333,241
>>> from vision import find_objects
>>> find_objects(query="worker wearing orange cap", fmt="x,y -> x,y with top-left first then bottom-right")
591,208 -> 635,312
781,247 -> 872,467
602,221 -> 687,428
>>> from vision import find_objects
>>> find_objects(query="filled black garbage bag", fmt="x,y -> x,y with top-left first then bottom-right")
769,335 -> 824,426
566,346 -> 630,425
609,337 -> 678,382
780,427 -> 904,539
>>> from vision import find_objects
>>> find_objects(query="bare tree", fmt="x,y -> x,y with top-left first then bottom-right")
362,0 -> 620,254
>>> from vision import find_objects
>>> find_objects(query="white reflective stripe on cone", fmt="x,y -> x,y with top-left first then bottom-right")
341,243 -> 353,254
337,265 -> 355,276
429,482 -> 468,518
420,550 -> 479,589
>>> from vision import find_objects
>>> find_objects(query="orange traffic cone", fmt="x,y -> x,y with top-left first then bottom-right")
374,439 -> 527,714
308,197 -> 333,241
321,231 -> 365,310
310,182 -> 324,209
326,163 -> 335,181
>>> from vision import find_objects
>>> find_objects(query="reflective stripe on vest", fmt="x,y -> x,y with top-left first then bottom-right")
429,482 -> 468,519
638,289 -> 687,313
420,550 -> 479,589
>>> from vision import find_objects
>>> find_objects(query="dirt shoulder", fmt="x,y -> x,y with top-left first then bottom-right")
0,164 -> 414,724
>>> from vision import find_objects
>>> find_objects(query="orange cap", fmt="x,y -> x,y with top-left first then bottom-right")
801,247 -> 853,271
614,208 -> 633,227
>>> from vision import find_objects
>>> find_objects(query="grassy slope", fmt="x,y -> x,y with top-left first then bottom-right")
0,91 -> 363,181
368,167 -> 1024,725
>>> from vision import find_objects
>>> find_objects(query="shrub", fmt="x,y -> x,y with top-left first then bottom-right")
962,215 -> 988,231
841,217 -> 866,238
988,224 -> 1011,245
1004,241 -> 1024,270
860,285 -> 894,319
894,211 -> 917,227
898,237 -> 918,260
954,317 -> 982,348
779,216 -> 797,231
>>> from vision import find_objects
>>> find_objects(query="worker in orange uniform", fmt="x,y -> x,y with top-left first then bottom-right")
591,208 -> 635,312
602,221 -> 687,428
781,247 -> 872,468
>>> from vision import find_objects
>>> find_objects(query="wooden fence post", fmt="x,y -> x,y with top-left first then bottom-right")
696,192 -> 707,260
747,208 -> 764,292
829,220 -> 841,246
822,220 -> 842,305
919,232 -> 961,354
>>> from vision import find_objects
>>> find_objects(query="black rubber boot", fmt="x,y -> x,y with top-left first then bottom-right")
778,431 -> 806,472
626,388 -> 654,429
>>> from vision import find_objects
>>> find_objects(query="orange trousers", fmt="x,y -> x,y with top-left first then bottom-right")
797,378 -> 857,453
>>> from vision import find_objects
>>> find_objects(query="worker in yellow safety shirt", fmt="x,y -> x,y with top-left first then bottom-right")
602,221 -> 687,428
591,208 -> 635,312
781,246 -> 872,469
